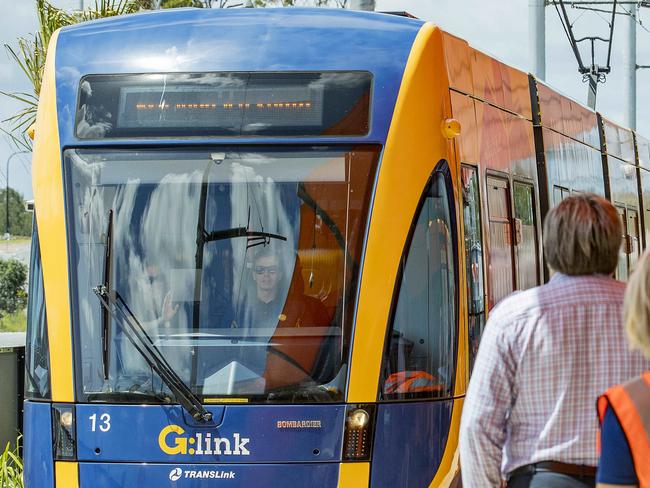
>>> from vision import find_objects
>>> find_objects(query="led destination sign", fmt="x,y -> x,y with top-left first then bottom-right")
75,72 -> 372,139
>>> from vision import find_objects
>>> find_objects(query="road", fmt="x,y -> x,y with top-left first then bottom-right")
0,239 -> 30,265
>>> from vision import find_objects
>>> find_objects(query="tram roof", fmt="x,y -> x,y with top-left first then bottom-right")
54,8 -> 425,147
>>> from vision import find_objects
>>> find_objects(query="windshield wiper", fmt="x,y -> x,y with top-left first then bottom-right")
92,210 -> 212,422
100,209 -> 113,381
93,286 -> 213,422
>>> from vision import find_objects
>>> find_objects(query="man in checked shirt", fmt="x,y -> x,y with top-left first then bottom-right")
459,194 -> 650,488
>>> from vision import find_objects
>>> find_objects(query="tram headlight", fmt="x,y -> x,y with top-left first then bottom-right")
59,410 -> 73,428
343,404 -> 375,462
346,409 -> 370,429
52,404 -> 77,461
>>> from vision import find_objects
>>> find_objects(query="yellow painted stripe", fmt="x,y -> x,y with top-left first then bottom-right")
32,29 -> 75,402
55,461 -> 79,488
429,397 -> 463,487
338,462 -> 370,488
348,22 -> 452,402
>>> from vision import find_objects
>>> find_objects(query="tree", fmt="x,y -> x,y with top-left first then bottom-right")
0,259 -> 28,316
2,0 -> 149,151
0,188 -> 32,237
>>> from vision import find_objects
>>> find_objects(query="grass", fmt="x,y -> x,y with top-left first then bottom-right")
0,310 -> 26,332
0,437 -> 23,488
0,236 -> 31,245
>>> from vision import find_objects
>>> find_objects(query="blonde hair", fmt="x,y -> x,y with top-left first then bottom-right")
543,194 -> 621,276
623,251 -> 650,359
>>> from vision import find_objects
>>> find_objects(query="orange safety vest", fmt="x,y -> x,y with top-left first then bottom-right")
598,371 -> 650,488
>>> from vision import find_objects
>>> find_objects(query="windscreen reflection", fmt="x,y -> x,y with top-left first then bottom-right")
66,147 -> 378,403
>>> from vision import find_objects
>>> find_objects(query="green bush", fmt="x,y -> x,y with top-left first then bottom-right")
0,260 -> 27,316
0,437 -> 23,488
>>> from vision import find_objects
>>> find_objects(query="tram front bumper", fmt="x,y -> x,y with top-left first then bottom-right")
78,462 -> 340,487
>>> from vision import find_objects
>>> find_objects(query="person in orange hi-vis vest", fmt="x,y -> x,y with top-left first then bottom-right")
597,251 -> 650,488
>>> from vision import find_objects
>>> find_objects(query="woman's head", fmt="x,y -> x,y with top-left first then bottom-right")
624,251 -> 650,359
543,194 -> 621,276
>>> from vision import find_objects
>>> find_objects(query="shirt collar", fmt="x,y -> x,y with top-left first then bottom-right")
549,271 -> 611,283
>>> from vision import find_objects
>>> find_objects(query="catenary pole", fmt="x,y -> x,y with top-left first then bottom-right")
530,0 -> 546,79
624,3 -> 637,129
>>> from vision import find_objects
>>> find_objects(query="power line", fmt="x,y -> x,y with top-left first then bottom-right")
618,1 -> 650,33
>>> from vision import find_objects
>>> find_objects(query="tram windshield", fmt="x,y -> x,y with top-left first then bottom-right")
65,146 -> 379,403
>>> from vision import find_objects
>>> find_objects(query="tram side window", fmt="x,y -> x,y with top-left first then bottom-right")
462,166 -> 485,374
381,167 -> 457,400
25,224 -> 51,400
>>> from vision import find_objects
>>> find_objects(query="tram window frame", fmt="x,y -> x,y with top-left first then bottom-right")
512,179 -> 540,290
25,220 -> 51,401
379,160 -> 459,402
486,173 -> 516,308
461,164 -> 486,375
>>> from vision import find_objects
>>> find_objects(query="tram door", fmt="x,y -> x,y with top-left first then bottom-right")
513,181 -> 539,290
486,176 -> 515,308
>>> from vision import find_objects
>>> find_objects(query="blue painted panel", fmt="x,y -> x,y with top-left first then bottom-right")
75,404 -> 344,463
370,400 -> 454,488
54,8 -> 423,148
23,401 -> 54,488
79,462 -> 339,488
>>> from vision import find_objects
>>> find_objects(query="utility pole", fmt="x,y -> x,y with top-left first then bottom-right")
623,3 -> 637,128
530,0 -> 546,79
348,0 -> 375,11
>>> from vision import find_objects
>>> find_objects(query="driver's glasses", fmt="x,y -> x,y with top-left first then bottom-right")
254,265 -> 278,275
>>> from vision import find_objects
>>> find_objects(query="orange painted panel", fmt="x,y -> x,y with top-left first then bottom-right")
450,90 -> 478,163
500,63 -> 532,120
579,105 -> 600,149
476,102 -> 511,172
537,80 -> 600,150
507,114 -> 536,177
560,97 -> 579,143
442,32 -> 473,95
471,49 -> 505,110
603,118 -> 635,164
537,81 -> 564,135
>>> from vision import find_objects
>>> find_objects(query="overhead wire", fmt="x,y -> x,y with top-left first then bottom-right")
618,1 -> 650,33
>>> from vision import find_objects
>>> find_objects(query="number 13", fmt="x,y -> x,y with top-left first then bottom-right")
89,413 -> 111,432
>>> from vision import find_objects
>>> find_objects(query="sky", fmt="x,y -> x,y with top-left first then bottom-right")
1,0 -> 649,201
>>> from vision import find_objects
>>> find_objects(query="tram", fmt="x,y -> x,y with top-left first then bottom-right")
22,6 -> 650,488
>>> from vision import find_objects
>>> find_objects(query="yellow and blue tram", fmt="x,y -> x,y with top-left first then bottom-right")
22,7 -> 650,487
